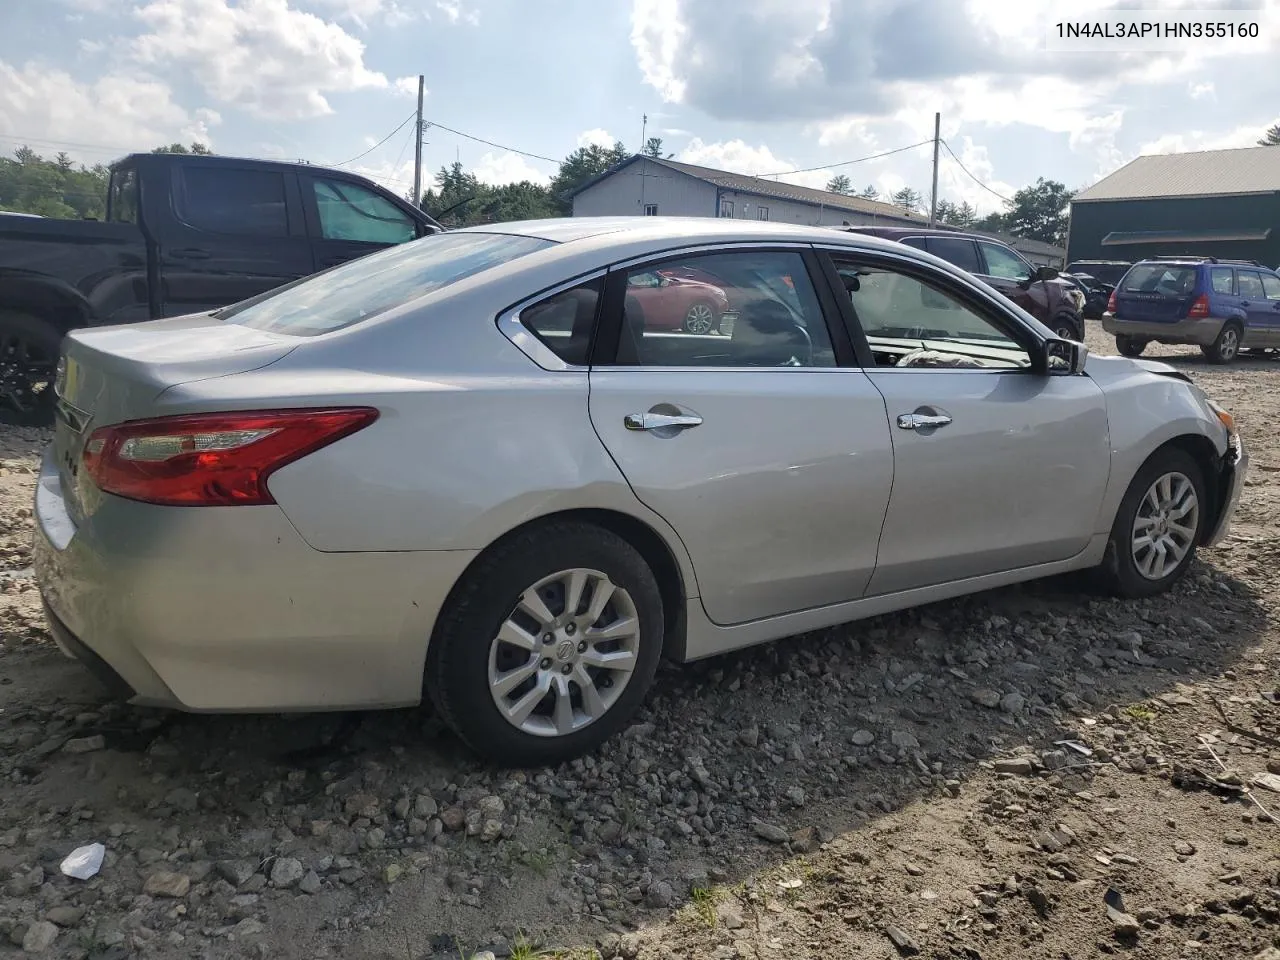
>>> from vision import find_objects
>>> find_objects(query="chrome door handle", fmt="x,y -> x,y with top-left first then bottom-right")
624,411 -> 703,431
897,412 -> 952,430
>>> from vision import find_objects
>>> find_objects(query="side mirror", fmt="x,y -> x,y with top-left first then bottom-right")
1044,337 -> 1088,375
1034,265 -> 1060,282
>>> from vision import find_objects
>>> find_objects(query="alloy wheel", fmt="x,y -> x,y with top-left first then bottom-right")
487,567 -> 640,737
1218,327 -> 1240,361
1130,471 -> 1199,581
684,303 -> 715,334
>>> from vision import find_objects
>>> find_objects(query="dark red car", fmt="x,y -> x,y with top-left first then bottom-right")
625,267 -> 732,334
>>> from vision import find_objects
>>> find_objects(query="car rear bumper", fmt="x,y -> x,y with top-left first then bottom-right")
33,446 -> 477,712
1101,313 -> 1225,346
1203,432 -> 1248,548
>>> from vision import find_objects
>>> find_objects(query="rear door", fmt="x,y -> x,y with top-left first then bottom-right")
1113,262 -> 1199,322
819,247 -> 1110,595
974,240 -> 1039,317
924,236 -> 982,276
587,246 -> 895,626
157,161 -> 313,316
301,173 -> 421,272
1259,272 -> 1280,345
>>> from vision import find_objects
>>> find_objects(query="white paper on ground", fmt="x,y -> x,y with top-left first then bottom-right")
60,842 -> 105,880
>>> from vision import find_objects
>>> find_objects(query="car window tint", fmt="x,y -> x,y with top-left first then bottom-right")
518,278 -> 602,366
900,236 -> 927,251
176,167 -> 288,237
1238,271 -> 1266,299
107,167 -> 138,224
977,242 -> 1031,282
832,259 -> 1030,371
218,231 -> 552,335
614,251 -> 836,368
1261,273 -> 1280,300
1210,267 -> 1235,295
926,237 -> 981,273
312,178 -> 415,244
1121,264 -> 1197,295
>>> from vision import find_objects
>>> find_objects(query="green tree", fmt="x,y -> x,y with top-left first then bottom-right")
420,161 -> 483,226
974,210 -> 1011,233
0,146 -> 110,220
934,199 -> 957,224
1258,123 -> 1280,145
548,141 -> 628,214
892,186 -> 922,213
952,200 -> 977,227
151,142 -> 213,155
643,137 -> 666,159
858,184 -> 879,200
1003,177 -> 1073,246
825,174 -> 851,195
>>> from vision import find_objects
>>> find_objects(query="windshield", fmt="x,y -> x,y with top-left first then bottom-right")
1120,264 -> 1198,297
218,232 -> 553,335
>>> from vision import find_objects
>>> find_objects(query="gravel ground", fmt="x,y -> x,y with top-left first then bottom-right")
1,322 -> 1277,960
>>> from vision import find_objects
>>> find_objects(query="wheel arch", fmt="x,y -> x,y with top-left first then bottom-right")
0,272 -> 93,335
428,507 -> 693,664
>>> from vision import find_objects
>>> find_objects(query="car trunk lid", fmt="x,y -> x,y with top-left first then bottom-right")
1113,264 -> 1199,323
54,314 -> 298,521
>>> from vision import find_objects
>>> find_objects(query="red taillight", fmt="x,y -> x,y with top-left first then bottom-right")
1187,294 -> 1210,319
82,408 -> 378,507
1107,290 -> 1117,313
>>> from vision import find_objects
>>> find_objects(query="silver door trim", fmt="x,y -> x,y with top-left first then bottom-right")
495,269 -> 607,372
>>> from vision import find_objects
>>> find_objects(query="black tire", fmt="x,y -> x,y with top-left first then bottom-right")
1115,335 -> 1148,358
1200,322 -> 1242,364
1093,448 -> 1207,599
682,300 -> 718,335
425,521 -> 665,767
0,310 -> 61,427
1051,314 -> 1082,341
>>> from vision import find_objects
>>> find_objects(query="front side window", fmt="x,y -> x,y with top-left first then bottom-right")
312,178 -> 415,244
977,241 -> 1032,282
926,237 -> 981,274
1261,273 -> 1280,300
517,279 -> 602,365
1238,271 -> 1267,299
615,250 -> 836,368
832,258 -> 1030,370
218,231 -> 552,335
107,167 -> 138,224
1210,267 -> 1235,295
176,167 -> 289,237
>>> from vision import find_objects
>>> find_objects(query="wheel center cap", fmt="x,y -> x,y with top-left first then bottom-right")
555,639 -> 576,662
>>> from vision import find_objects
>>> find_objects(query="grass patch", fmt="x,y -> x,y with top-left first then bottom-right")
1122,703 -> 1158,723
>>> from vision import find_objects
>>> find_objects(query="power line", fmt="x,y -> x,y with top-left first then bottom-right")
424,121 -> 560,164
940,139 -> 1012,204
331,112 -> 416,167
754,139 -> 934,179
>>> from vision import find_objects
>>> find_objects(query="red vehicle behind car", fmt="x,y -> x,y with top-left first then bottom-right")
626,267 -> 731,334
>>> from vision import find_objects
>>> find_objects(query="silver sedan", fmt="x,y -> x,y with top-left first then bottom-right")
34,218 -> 1247,765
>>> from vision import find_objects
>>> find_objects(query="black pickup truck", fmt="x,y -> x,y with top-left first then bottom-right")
0,152 -> 441,424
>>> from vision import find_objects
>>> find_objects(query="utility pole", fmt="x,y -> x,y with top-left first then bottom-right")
929,111 -> 940,227
412,74 -> 425,208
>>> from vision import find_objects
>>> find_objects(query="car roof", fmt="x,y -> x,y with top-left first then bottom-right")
844,225 -> 999,243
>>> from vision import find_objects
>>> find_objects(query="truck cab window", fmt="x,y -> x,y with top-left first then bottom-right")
175,167 -> 289,237
107,168 -> 138,224
311,178 -> 415,244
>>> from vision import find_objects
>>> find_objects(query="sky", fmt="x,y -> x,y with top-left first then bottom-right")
2,0 -> 1279,215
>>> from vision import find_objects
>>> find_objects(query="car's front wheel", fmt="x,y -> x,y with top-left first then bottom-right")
682,301 -> 718,335
1115,334 -> 1148,358
1094,448 -> 1206,599
425,521 -> 664,766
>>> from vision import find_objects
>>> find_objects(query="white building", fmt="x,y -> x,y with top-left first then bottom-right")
569,155 -> 932,228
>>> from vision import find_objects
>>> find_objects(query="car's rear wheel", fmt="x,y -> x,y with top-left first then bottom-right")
1201,323 -> 1242,364
1094,448 -> 1206,599
1115,334 -> 1148,358
0,310 -> 61,428
682,301 -> 718,335
425,521 -> 664,766
1052,313 -> 1082,341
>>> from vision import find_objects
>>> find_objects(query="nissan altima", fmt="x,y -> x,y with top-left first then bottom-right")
34,218 -> 1247,766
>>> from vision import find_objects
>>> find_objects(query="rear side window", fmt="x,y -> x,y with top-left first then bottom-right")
176,167 -> 289,237
518,279 -> 603,366
1238,271 -> 1266,299
1262,273 -> 1280,300
1121,264 -> 1198,295
926,237 -> 981,273
1210,267 -> 1234,295
900,237 -> 927,251
219,232 -> 553,335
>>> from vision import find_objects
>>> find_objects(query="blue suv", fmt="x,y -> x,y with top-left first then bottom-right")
1103,256 -> 1280,363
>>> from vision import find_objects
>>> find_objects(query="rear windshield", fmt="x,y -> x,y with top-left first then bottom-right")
218,232 -> 553,335
1120,264 -> 1198,297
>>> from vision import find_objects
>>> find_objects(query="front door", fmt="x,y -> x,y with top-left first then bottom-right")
587,247 -> 895,626
1259,272 -> 1280,345
158,161 -> 314,316
822,251 -> 1111,596
1237,270 -> 1275,346
975,239 -> 1039,316
301,174 -> 420,272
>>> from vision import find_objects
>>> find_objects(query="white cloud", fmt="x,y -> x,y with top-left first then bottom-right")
0,59 -> 214,162
1189,81 -> 1215,100
394,75 -> 423,97
473,151 -> 552,186
1137,126 -> 1272,157
677,137 -> 830,189
131,0 -> 388,120
435,0 -> 478,25
934,136 -> 1017,216
308,0 -> 419,28
577,128 -> 617,149
630,0 -> 686,102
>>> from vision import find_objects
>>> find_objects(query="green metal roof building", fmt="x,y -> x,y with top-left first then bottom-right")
1067,145 -> 1280,269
